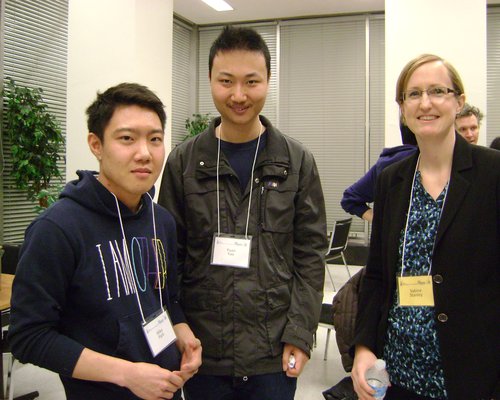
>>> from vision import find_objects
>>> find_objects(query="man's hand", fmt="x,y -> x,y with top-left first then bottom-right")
122,362 -> 184,400
361,208 -> 373,222
173,323 -> 202,381
73,348 -> 184,400
282,343 -> 309,377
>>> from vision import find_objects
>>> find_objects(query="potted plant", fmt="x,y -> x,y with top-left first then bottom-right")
2,78 -> 65,210
184,113 -> 211,141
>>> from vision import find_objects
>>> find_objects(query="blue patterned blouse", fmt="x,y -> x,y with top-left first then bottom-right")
383,171 -> 448,399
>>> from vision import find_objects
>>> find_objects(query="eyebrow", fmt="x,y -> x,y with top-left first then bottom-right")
113,127 -> 164,135
217,71 -> 262,79
406,84 -> 449,89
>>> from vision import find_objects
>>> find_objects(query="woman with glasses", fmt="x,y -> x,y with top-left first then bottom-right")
351,54 -> 500,400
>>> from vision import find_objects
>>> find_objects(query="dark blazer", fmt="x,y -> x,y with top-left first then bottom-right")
354,135 -> 500,400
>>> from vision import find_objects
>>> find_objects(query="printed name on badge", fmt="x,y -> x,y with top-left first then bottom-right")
142,308 -> 176,357
211,233 -> 252,268
397,276 -> 435,307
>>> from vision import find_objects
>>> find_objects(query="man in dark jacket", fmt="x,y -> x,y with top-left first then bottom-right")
158,26 -> 327,400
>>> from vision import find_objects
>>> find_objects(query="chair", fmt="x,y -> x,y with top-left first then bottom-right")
317,302 -> 335,361
325,218 -> 352,291
1,244 -> 21,275
0,244 -> 39,400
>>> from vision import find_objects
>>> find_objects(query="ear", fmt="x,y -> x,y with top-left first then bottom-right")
456,93 -> 466,113
399,104 -> 406,125
88,133 -> 102,161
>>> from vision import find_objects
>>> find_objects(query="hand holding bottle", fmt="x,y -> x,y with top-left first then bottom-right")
365,359 -> 390,400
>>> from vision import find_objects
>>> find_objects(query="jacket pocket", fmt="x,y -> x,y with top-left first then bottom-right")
181,288 -> 223,359
184,178 -> 222,237
260,176 -> 298,233
258,232 -> 293,285
264,284 -> 291,357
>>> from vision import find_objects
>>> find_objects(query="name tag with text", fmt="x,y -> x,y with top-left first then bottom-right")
398,275 -> 435,307
142,308 -> 176,357
211,233 -> 252,268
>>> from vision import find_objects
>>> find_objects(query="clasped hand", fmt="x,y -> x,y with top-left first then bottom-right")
127,334 -> 202,400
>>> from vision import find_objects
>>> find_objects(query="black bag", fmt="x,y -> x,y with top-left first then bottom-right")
322,376 -> 357,400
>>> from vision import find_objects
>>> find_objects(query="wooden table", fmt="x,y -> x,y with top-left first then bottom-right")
0,274 -> 14,311
0,274 -> 38,400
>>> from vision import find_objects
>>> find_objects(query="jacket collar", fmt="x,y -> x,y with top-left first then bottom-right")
194,115 -> 291,179
435,134 -> 473,246
391,133 -> 473,249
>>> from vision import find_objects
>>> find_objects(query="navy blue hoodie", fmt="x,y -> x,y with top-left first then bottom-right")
9,170 -> 185,399
341,145 -> 417,218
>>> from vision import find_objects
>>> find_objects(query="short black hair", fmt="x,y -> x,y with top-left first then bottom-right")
209,26 -> 271,79
86,82 -> 166,142
490,136 -> 500,151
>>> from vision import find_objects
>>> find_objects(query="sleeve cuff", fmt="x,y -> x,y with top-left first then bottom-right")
281,324 -> 314,358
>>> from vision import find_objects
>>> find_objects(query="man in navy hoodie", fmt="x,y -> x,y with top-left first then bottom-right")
9,83 -> 201,399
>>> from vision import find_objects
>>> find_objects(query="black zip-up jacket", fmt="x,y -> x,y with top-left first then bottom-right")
159,116 -> 327,377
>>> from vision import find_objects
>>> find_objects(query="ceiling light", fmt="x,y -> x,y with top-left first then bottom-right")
201,0 -> 233,12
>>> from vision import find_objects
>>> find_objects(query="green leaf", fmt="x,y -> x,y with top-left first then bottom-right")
2,78 -> 65,209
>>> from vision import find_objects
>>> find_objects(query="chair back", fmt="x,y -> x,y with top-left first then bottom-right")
326,217 -> 352,256
1,244 -> 21,275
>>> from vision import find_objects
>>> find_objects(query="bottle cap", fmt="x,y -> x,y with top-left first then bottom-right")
374,359 -> 386,370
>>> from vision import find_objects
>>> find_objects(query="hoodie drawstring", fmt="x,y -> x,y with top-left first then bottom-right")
112,193 -> 163,324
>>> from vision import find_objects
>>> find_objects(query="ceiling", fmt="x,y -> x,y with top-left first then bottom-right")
174,0 -> 500,25
174,0 -> 385,25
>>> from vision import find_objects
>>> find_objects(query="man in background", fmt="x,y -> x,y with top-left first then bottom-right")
455,103 -> 483,144
341,123 -> 417,222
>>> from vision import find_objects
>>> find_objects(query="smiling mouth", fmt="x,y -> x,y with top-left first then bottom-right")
418,116 -> 438,121
230,104 -> 249,113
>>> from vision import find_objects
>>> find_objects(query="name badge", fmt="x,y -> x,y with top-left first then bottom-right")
142,308 -> 176,357
211,233 -> 252,268
397,275 -> 435,307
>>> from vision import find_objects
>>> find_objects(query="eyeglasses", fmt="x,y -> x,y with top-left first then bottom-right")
402,87 -> 457,103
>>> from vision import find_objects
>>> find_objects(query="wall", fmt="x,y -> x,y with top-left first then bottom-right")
66,0 -> 489,179
66,0 -> 173,185
385,0 -> 487,146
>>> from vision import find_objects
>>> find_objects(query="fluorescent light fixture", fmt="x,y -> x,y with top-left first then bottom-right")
201,0 -> 233,11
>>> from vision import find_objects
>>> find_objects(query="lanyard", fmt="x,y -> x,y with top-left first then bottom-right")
112,192 -> 163,324
216,121 -> 263,239
400,155 -> 449,277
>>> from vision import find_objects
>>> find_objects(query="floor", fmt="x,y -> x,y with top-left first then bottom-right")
4,263 -> 361,400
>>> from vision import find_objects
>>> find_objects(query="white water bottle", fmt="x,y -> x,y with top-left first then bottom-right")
365,359 -> 389,400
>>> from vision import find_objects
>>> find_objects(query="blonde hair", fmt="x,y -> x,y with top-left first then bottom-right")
395,54 -> 465,105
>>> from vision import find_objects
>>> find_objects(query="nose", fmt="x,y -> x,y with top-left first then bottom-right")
231,83 -> 247,102
418,92 -> 432,108
135,139 -> 152,162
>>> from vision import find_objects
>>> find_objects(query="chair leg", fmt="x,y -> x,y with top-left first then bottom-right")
341,252 -> 351,279
324,328 -> 331,361
326,264 -> 336,291
7,357 -> 16,400
6,358 -> 39,400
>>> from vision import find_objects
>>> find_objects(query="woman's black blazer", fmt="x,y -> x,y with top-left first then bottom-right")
354,134 -> 500,399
